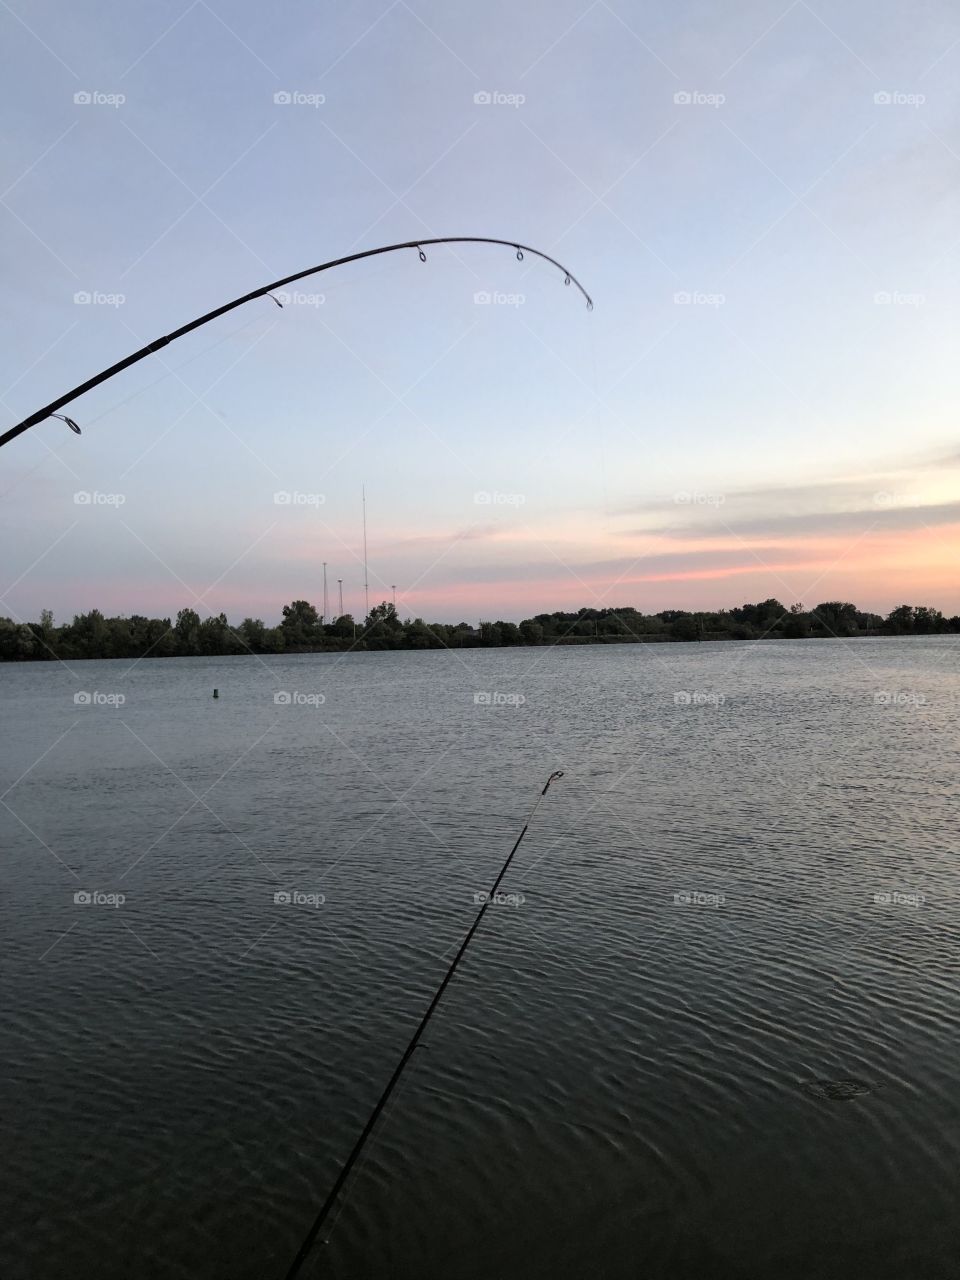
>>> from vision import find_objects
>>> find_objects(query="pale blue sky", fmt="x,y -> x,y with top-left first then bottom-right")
2,0 -> 959,623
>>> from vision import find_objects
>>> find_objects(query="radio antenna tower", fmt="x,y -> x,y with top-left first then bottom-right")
362,485 -> 369,618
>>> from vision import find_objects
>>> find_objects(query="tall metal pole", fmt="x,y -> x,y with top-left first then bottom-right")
391,585 -> 396,611
322,562 -> 328,624
362,485 -> 369,619
337,579 -> 343,617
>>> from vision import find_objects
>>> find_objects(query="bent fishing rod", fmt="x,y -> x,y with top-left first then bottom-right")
283,769 -> 565,1280
0,238 -> 592,451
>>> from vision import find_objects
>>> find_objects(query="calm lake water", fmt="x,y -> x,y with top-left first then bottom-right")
2,638 -> 960,1279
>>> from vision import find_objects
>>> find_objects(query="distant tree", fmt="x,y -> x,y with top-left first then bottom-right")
143,618 -> 176,657
330,613 -> 355,640
783,604 -> 810,639
670,614 -> 700,641
912,606 -> 944,634
811,601 -> 859,636
363,602 -> 402,640
236,617 -> 265,650
175,608 -> 201,654
885,604 -> 915,634
0,618 -> 38,659
198,613 -> 234,654
281,599 -> 320,646
405,618 -> 442,648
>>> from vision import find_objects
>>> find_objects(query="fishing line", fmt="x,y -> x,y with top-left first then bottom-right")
282,769 -> 565,1280
0,238 -> 592,450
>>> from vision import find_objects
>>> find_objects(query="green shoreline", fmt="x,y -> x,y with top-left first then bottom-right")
2,599 -> 955,662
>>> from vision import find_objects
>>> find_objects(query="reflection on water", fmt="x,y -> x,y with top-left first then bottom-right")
2,638 -> 959,1278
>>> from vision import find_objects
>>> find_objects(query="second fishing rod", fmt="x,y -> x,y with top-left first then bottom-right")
282,768 -> 565,1279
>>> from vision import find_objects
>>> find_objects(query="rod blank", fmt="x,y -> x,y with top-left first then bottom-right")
283,769 -> 564,1279
0,239 -> 592,450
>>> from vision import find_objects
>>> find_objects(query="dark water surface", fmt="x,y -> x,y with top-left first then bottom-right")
2,638 -> 959,1279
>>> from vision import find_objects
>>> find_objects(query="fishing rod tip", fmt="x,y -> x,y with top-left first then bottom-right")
542,770 -> 565,794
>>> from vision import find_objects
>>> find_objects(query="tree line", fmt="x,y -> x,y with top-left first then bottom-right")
0,598 -> 956,662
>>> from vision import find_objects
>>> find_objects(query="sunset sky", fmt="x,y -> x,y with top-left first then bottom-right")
2,0 -> 958,624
